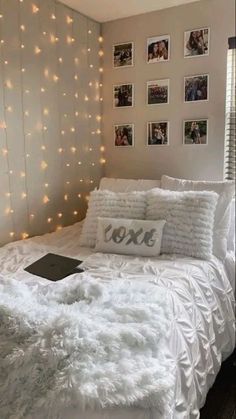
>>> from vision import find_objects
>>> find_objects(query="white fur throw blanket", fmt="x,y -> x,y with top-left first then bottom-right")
0,274 -> 174,419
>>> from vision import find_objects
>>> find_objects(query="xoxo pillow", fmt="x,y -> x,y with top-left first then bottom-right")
95,217 -> 166,257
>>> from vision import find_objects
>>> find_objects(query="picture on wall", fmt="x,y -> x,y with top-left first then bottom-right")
147,79 -> 169,105
147,122 -> 169,145
113,42 -> 134,68
114,124 -> 134,147
147,35 -> 170,63
184,74 -> 209,102
184,27 -> 210,58
113,84 -> 134,108
183,119 -> 208,145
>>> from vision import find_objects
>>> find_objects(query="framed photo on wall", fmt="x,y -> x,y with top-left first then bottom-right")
113,84 -> 134,108
184,27 -> 210,58
147,35 -> 170,63
183,119 -> 208,145
113,42 -> 134,68
184,74 -> 209,102
147,121 -> 169,145
114,124 -> 134,147
147,79 -> 170,105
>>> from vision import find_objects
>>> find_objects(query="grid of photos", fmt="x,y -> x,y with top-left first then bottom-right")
112,27 -> 210,148
113,84 -> 134,108
114,124 -> 134,147
184,74 -> 209,102
113,42 -> 134,68
147,79 -> 169,105
184,28 -> 210,58
183,119 -> 208,145
147,35 -> 170,63
147,122 -> 169,146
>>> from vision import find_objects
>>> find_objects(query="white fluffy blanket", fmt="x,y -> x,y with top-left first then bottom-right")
0,273 -> 174,419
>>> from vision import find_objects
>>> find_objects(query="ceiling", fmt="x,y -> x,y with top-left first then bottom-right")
58,0 -> 200,23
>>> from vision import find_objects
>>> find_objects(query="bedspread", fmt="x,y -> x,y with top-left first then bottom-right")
0,222 -> 235,419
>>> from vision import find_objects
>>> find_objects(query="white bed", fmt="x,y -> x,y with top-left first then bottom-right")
0,178 -> 235,419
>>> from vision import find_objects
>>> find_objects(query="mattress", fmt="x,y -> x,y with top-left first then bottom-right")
0,221 -> 235,419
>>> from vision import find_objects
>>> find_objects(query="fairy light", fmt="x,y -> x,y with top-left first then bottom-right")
32,3 -> 39,13
1,6 -> 104,243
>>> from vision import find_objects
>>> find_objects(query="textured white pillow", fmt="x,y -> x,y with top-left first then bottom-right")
161,175 -> 235,260
95,217 -> 166,257
79,190 -> 147,247
99,177 -> 161,192
146,188 -> 219,259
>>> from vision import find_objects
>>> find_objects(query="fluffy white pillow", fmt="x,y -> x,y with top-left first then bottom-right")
79,190 -> 147,247
146,188 -> 219,259
161,175 -> 235,260
95,217 -> 166,257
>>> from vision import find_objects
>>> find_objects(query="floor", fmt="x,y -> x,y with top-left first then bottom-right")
200,350 -> 236,418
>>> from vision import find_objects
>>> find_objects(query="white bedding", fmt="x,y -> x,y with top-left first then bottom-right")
0,221 -> 235,419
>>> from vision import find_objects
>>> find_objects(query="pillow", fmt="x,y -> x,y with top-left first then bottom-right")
99,177 -> 161,192
79,189 -> 147,247
146,188 -> 219,259
95,217 -> 166,257
161,175 -> 235,260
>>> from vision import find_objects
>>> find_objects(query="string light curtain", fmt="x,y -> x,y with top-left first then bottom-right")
224,36 -> 236,180
0,0 -> 105,246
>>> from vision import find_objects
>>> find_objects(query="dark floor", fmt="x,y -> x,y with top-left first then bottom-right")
200,349 -> 236,418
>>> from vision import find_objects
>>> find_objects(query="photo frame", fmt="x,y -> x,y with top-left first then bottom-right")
184,27 -> 210,58
147,35 -> 170,63
113,42 -> 134,68
113,84 -> 134,108
147,121 -> 169,146
114,124 -> 134,147
147,79 -> 170,105
183,119 -> 208,145
184,74 -> 209,103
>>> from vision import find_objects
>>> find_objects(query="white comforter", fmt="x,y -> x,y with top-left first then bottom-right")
0,222 -> 235,419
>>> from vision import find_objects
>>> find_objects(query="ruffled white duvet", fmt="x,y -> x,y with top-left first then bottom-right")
0,222 -> 235,419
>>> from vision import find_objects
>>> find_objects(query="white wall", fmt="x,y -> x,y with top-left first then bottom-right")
102,0 -> 235,181
0,0 -> 104,246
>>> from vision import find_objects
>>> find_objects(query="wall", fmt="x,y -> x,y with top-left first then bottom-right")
102,0 -> 235,181
0,0 -> 104,246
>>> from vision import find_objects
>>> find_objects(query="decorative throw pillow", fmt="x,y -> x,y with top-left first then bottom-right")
95,217 -> 166,257
79,190 -> 147,248
161,175 -> 235,260
146,188 -> 219,259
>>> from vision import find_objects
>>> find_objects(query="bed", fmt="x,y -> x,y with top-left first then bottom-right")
0,177 -> 235,419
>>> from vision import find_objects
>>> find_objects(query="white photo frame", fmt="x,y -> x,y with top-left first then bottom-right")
147,79 -> 170,106
184,27 -> 210,58
147,121 -> 169,146
184,74 -> 209,103
113,84 -> 134,108
183,119 -> 208,145
147,35 -> 170,63
114,123 -> 134,147
113,42 -> 134,68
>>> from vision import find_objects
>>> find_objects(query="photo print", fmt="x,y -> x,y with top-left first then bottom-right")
184,74 -> 209,102
147,35 -> 170,63
114,124 -> 134,147
183,119 -> 208,145
147,79 -> 170,105
113,42 -> 134,68
184,27 -> 210,57
147,122 -> 169,145
113,84 -> 134,108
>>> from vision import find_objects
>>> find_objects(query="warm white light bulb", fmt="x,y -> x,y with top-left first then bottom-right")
43,195 -> 50,204
32,4 -> 39,13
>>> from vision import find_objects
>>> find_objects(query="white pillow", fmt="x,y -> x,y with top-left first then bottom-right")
146,188 -> 219,260
99,177 -> 161,192
79,189 -> 147,248
161,175 -> 235,260
95,217 -> 166,257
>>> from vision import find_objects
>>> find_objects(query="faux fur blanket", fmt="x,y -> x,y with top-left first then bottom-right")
0,274 -> 174,419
